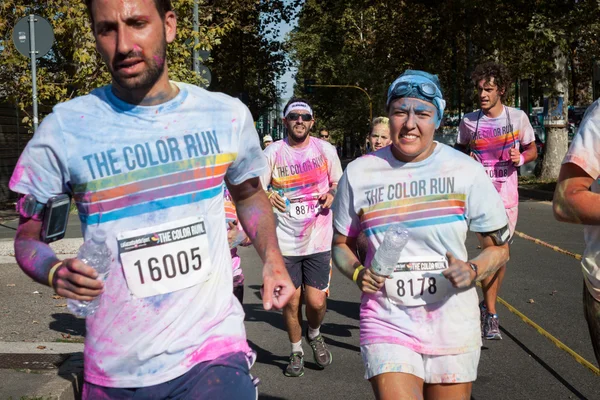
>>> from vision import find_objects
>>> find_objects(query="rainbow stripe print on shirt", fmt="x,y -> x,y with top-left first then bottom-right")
359,193 -> 466,237
73,153 -> 236,225
470,129 -> 520,161
272,162 -> 328,199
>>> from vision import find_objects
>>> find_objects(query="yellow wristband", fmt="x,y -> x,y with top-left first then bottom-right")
267,191 -> 274,199
48,261 -> 62,289
352,265 -> 365,282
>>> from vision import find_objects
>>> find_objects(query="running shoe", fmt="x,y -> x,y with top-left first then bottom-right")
483,313 -> 503,340
284,352 -> 304,377
307,334 -> 333,368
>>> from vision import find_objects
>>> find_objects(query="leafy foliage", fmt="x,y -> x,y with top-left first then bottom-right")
286,0 -> 600,165
0,0 -> 290,123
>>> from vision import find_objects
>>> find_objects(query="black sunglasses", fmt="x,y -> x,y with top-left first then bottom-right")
320,134 -> 329,138
287,113 -> 313,122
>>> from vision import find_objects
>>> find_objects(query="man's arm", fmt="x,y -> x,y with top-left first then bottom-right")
14,218 -> 103,300
510,141 -> 537,166
553,162 -> 600,225
227,176 -> 294,310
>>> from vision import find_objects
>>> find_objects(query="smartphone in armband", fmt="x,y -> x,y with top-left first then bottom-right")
41,194 -> 71,243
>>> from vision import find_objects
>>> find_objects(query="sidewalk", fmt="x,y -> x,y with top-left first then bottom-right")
0,343 -> 83,400
518,185 -> 554,201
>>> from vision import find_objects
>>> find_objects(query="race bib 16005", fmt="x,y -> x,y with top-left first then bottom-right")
117,216 -> 212,299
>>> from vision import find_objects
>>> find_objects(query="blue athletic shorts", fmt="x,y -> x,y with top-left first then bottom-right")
82,351 -> 258,400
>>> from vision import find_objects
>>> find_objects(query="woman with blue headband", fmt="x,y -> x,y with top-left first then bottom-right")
332,70 -> 510,399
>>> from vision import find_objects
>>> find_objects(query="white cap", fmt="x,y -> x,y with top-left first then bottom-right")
263,135 -> 273,143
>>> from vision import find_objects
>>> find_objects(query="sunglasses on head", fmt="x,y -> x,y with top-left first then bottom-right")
287,113 -> 313,122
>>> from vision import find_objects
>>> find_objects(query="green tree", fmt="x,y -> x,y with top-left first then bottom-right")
0,0 -> 288,125
207,0 -> 294,119
286,0 -> 600,176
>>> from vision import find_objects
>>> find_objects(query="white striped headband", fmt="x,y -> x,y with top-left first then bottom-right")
283,102 -> 313,117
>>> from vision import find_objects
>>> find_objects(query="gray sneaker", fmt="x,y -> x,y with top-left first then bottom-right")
284,352 -> 304,377
483,313 -> 502,340
307,334 -> 333,368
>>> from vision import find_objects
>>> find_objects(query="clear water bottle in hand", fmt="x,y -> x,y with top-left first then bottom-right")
67,230 -> 112,318
277,189 -> 290,213
371,226 -> 409,277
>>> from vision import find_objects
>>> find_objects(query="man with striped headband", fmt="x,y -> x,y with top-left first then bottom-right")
261,98 -> 343,377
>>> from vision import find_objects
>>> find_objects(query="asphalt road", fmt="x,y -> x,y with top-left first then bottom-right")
1,198 -> 599,399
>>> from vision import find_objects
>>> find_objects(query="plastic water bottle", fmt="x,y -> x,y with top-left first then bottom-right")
277,189 -> 290,213
67,230 -> 112,318
371,226 -> 409,276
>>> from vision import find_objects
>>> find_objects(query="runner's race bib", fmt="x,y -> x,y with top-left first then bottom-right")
483,160 -> 511,183
289,199 -> 320,220
385,255 -> 452,306
117,216 -> 212,299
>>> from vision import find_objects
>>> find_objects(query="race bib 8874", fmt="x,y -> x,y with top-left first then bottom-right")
117,216 -> 212,299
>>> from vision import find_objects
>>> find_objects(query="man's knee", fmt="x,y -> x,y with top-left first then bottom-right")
305,289 -> 327,311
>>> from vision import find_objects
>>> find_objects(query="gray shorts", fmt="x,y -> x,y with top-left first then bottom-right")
283,251 -> 332,293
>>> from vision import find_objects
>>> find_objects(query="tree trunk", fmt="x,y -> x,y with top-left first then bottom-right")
540,46 -> 569,180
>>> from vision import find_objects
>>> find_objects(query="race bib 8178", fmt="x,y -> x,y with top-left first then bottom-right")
385,255 -> 452,307
117,216 -> 212,299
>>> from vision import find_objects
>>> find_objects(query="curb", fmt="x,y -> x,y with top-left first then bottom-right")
518,186 -> 554,202
0,342 -> 83,400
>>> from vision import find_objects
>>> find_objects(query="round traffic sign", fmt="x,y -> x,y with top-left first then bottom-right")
12,15 -> 55,59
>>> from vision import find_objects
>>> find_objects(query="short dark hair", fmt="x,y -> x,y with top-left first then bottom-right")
85,0 -> 173,27
283,97 -> 313,116
471,61 -> 511,101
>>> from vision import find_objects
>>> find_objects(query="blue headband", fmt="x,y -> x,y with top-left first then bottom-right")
387,70 -> 446,126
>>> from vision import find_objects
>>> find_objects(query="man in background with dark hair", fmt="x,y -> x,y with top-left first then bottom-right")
455,61 -> 537,340
10,0 -> 294,398
319,128 -> 331,142
262,98 -> 342,377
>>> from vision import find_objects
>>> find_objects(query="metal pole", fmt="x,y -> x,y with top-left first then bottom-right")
193,1 -> 199,74
28,14 -> 38,132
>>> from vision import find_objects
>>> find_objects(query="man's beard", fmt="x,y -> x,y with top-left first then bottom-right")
289,124 -> 310,142
110,38 -> 167,91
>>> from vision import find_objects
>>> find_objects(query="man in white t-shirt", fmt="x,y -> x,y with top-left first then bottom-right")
10,1 -> 294,398
553,99 -> 600,364
262,98 -> 343,377
455,61 -> 537,340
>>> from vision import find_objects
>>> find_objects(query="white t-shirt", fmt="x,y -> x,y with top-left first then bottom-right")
458,107 -> 535,209
332,143 -> 507,355
9,82 -> 266,387
262,137 -> 342,256
562,100 -> 600,301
